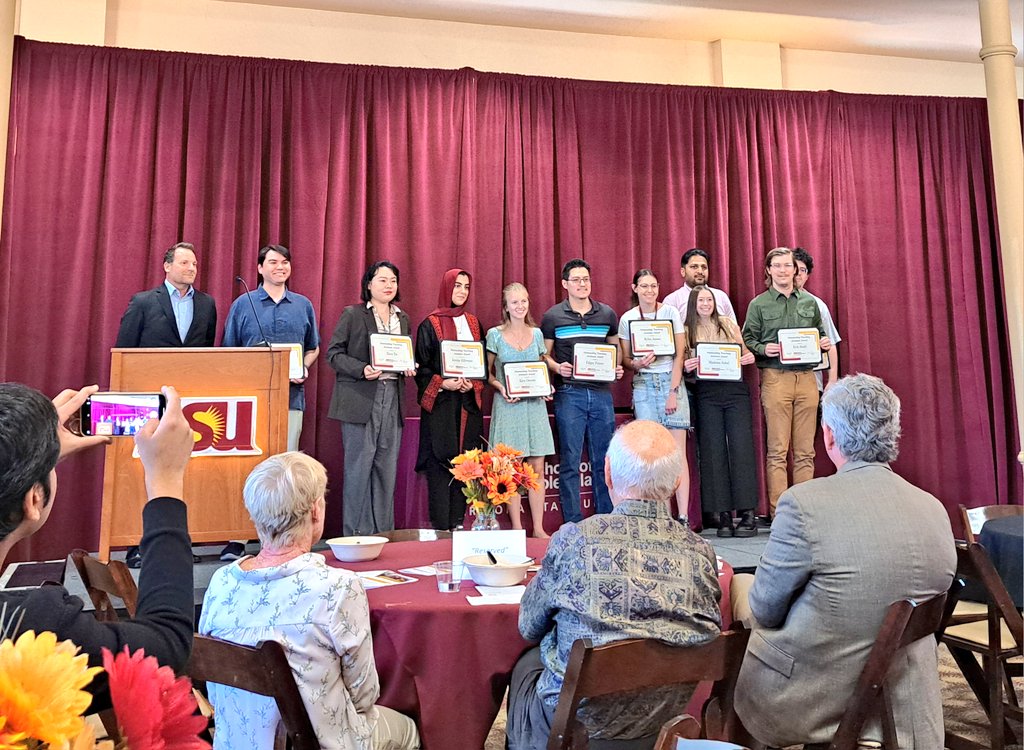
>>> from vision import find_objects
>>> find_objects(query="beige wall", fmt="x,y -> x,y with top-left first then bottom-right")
16,0 -> 1023,96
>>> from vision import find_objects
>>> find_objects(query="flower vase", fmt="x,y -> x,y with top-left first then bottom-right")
472,504 -> 500,531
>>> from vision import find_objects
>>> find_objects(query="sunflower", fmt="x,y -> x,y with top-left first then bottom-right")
0,717 -> 25,750
449,459 -> 484,483
0,631 -> 101,746
451,448 -> 482,466
516,460 -> 541,491
483,472 -> 519,505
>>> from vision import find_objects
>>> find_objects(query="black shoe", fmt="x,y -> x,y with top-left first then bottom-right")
716,512 -> 735,537
219,542 -> 246,561
734,510 -> 757,538
125,545 -> 142,569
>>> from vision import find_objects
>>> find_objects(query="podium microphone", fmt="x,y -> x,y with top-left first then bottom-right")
235,276 -> 273,349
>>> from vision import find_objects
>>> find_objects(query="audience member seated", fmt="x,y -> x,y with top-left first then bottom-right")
199,452 -> 420,750
506,420 -> 722,750
0,382 -> 195,708
732,374 -> 956,750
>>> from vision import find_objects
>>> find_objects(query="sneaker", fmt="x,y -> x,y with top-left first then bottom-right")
219,542 -> 246,561
734,510 -> 758,538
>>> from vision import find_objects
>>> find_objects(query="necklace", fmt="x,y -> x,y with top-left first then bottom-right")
502,324 -> 534,351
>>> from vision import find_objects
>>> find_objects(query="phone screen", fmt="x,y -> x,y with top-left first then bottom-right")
83,392 -> 165,437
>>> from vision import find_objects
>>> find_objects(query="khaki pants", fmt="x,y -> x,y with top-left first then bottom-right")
760,368 -> 818,514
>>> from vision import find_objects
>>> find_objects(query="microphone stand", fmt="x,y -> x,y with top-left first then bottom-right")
235,276 -> 273,349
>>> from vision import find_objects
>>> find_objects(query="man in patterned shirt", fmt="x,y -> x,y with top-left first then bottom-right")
506,420 -> 722,750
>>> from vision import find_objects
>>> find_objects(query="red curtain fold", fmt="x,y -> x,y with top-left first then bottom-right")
1,39 -> 1018,561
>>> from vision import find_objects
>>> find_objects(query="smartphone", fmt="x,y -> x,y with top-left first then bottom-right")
79,392 -> 167,437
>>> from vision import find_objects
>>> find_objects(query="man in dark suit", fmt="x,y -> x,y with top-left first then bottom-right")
115,242 -> 217,348
115,241 -> 216,567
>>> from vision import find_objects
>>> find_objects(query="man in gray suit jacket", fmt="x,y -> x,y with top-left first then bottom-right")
733,374 -> 955,749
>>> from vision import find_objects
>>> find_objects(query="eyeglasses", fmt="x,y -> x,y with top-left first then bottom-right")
635,284 -> 659,291
795,267 -> 808,275
769,263 -> 795,270
567,277 -> 591,286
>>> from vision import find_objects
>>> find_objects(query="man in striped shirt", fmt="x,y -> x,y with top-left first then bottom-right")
541,259 -> 624,523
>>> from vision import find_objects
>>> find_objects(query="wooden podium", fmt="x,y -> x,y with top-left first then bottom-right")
98,347 -> 290,560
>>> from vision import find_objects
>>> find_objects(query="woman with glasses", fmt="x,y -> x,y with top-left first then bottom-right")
415,268 -> 485,531
683,285 -> 758,537
327,260 -> 414,536
617,268 -> 690,521
486,282 -> 554,537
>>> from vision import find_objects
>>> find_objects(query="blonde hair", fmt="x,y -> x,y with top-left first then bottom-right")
763,246 -> 794,287
243,452 -> 327,548
500,282 -> 538,328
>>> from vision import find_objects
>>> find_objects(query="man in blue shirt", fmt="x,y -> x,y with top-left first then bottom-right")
223,244 -> 320,449
221,245 -> 319,560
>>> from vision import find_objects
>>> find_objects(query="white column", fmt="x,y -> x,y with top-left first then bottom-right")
978,0 -> 1024,472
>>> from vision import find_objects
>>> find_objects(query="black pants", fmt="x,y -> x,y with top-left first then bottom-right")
694,380 -> 758,514
425,461 -> 466,531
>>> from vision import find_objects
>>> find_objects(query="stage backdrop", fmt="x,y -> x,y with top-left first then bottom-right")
0,38 -> 1019,562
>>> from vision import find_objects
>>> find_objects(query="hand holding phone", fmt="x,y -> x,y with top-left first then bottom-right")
135,386 -> 194,501
79,392 -> 167,438
54,385 -> 111,461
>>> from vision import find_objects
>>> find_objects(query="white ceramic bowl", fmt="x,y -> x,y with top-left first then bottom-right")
462,554 -> 532,587
326,536 -> 389,562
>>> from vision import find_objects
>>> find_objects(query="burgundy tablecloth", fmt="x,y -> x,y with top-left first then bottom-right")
327,538 -> 733,750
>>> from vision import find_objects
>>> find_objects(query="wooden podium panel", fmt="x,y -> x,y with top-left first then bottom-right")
99,348 -> 290,559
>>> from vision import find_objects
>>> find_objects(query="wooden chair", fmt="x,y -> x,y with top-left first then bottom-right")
958,503 -> 1023,544
187,634 -> 320,750
547,628 -> 751,750
69,549 -> 138,622
376,528 -> 453,542
654,714 -> 750,749
827,589 -> 952,750
941,543 -> 1023,750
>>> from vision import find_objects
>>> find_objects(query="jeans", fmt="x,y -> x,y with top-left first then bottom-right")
554,384 -> 614,522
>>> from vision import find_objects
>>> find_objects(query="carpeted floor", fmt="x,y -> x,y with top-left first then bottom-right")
483,646 -> 1022,749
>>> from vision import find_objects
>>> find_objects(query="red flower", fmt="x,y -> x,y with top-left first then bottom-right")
102,647 -> 210,750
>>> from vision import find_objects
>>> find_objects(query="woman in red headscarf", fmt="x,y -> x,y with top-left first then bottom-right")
415,268 -> 485,530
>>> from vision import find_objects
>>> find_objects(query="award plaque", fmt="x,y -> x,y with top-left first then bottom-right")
572,343 -> 617,382
503,362 -> 552,398
270,343 -> 305,379
777,328 -> 822,365
695,342 -> 742,381
629,319 -> 676,356
441,340 -> 486,379
369,333 -> 415,372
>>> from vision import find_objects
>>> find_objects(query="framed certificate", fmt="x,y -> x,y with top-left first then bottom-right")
441,340 -> 486,379
270,343 -> 305,379
504,362 -> 552,398
369,333 -> 415,372
572,343 -> 617,382
629,320 -> 676,356
777,328 -> 822,365
813,350 -> 830,372
695,342 -> 742,381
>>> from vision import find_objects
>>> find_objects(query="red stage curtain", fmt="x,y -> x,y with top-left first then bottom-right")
0,39 -> 1018,561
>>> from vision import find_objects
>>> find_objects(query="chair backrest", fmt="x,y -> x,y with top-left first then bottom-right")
951,542 -> 1024,649
829,590 -> 950,750
70,549 -> 139,621
376,528 -> 452,542
187,634 -> 320,750
547,629 -> 751,750
958,503 -> 1024,543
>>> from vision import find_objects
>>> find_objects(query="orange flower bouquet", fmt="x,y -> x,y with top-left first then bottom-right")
450,444 -> 541,530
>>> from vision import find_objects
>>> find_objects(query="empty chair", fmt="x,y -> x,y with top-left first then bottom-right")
547,629 -> 751,750
69,549 -> 138,622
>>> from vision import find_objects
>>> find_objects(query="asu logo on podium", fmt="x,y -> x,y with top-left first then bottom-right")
182,397 -> 262,456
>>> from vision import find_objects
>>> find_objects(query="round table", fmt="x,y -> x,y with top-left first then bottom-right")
326,538 -> 733,749
979,515 -> 1023,608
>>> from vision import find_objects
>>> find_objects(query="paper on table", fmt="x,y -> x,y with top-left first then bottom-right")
399,566 -> 438,576
467,586 -> 526,605
357,570 -> 418,589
